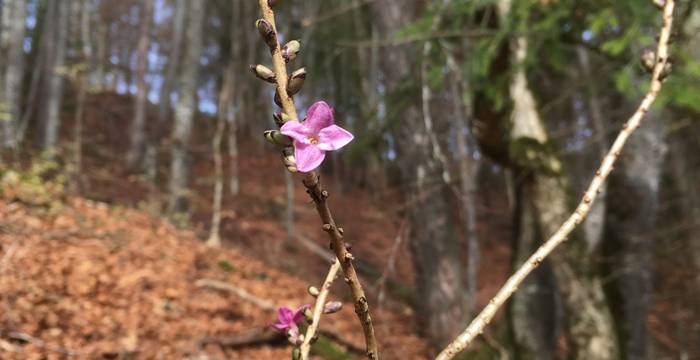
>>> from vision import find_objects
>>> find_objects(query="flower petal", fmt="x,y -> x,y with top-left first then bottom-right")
294,141 -> 325,173
280,120 -> 311,143
277,307 -> 294,324
305,101 -> 334,133
317,125 -> 354,151
292,304 -> 311,324
271,322 -> 289,331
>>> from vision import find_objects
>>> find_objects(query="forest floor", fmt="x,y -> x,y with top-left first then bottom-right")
0,91 -> 515,359
1,90 -> 694,359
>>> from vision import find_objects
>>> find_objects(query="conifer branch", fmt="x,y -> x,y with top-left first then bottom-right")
436,1 -> 675,358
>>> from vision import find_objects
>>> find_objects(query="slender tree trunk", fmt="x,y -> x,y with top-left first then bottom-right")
69,0 -> 93,193
206,91 -> 226,247
167,0 -> 205,215
372,0 -> 468,348
446,48 -> 480,317
41,0 -> 68,154
575,47 -> 609,251
504,32 -> 618,359
603,109 -> 667,360
156,0 -> 185,131
127,0 -> 154,169
1,0 -> 26,150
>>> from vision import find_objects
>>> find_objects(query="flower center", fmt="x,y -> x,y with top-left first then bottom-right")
307,135 -> 319,145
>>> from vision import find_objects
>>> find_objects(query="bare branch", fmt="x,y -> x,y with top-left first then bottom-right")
436,1 -> 676,358
300,259 -> 341,359
255,1 -> 380,358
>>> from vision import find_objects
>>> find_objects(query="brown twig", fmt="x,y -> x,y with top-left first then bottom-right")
195,278 -> 276,310
436,1 -> 676,359
300,259 -> 341,359
255,1 -> 380,358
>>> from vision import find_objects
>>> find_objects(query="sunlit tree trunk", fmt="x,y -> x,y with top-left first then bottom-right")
127,0 -> 154,169
504,30 -> 618,359
0,0 -> 27,150
156,0 -> 185,132
68,0 -> 93,193
167,0 -> 204,215
41,0 -> 68,154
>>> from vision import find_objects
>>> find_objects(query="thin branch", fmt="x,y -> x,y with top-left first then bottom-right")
436,1 -> 676,358
195,279 -> 276,311
300,259 -> 341,360
256,1 -> 379,358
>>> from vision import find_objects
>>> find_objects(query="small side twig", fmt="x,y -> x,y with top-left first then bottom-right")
436,1 -> 675,359
300,259 -> 341,360
195,278 -> 276,311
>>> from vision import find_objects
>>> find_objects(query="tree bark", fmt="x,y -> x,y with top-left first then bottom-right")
0,0 -> 27,150
495,3 -> 618,356
167,0 -> 205,215
127,0 -> 154,169
372,0 -> 468,348
603,109 -> 667,360
41,0 -> 68,154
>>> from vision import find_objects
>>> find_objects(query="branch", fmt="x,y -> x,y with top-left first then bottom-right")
195,279 -> 276,311
436,1 -> 676,358
302,172 -> 380,360
300,259 -> 341,359
255,2 -> 380,358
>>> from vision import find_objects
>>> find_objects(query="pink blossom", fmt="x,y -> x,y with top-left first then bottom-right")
270,304 -> 310,332
280,101 -> 354,172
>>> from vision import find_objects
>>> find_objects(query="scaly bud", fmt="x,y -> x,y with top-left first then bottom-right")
640,49 -> 656,74
292,348 -> 301,360
250,64 -> 277,84
282,148 -> 297,173
255,19 -> 277,49
282,40 -> 301,63
287,68 -> 307,96
323,301 -> 343,314
274,91 -> 283,107
303,307 -> 313,323
307,286 -> 320,298
264,130 -> 293,147
272,112 -> 293,127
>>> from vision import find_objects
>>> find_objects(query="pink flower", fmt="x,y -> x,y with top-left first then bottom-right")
280,101 -> 354,172
271,304 -> 310,332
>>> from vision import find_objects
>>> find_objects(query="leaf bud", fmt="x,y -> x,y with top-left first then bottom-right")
250,64 -> 277,84
255,19 -> 277,49
287,68 -> 307,96
264,130 -> 293,147
307,286 -> 320,298
282,40 -> 301,63
323,301 -> 343,314
640,49 -> 656,74
282,148 -> 297,173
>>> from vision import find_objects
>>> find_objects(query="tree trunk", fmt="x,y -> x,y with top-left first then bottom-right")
496,4 -> 618,355
156,0 -> 185,131
603,109 -> 666,360
372,0 -> 468,348
1,0 -> 27,150
127,0 -> 154,169
167,0 -> 205,215
41,0 -> 68,154
446,47 -> 481,317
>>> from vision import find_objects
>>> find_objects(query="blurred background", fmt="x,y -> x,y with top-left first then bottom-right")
0,0 -> 698,359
